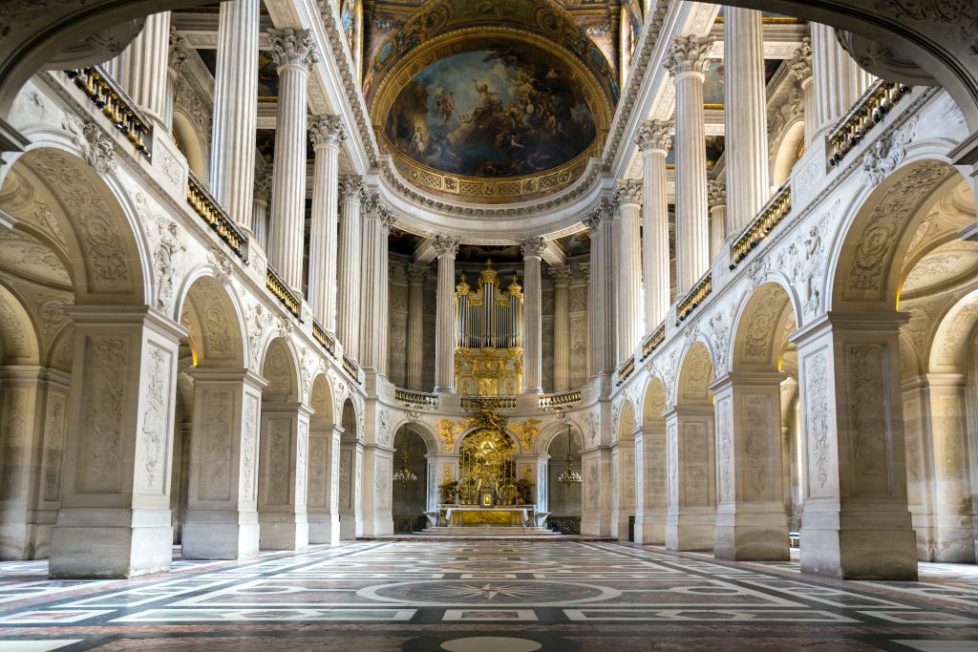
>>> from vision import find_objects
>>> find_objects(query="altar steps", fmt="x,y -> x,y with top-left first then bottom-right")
400,526 -> 569,540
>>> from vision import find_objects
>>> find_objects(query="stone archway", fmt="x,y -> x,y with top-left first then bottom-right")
391,425 -> 428,533
547,424 -> 584,535
339,398 -> 361,540
635,376 -> 667,545
611,399 -> 636,542
307,375 -> 339,545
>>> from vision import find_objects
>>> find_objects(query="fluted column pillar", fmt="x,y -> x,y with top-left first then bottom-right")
360,201 -> 394,374
406,264 -> 427,390
787,38 -> 815,146
521,237 -> 546,394
114,11 -> 171,126
267,28 -> 317,292
666,36 -> 712,294
433,236 -> 460,394
308,115 -> 345,328
708,179 -> 726,260
811,23 -> 875,137
585,200 -> 616,376
724,9 -> 769,234
616,180 -> 643,360
550,265 -> 572,391
252,171 -> 272,251
636,120 -> 673,329
337,175 -> 364,359
209,0 -> 260,231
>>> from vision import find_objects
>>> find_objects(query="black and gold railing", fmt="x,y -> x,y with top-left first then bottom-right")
616,355 -> 636,386
266,265 -> 301,320
395,388 -> 439,408
187,171 -> 249,261
730,184 -> 792,267
460,395 -> 517,410
538,390 -> 582,410
312,319 -> 336,356
677,272 -> 712,323
64,66 -> 152,158
828,81 -> 911,167
342,354 -> 361,383
641,323 -> 665,360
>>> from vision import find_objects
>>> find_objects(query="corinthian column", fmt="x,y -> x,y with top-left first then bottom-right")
308,115 -> 345,328
811,24 -> 875,137
707,179 -> 726,259
585,201 -> 616,376
787,38 -> 815,146
550,265 -> 572,391
433,235 -> 460,393
209,0 -> 259,231
266,28 -> 318,292
337,175 -> 364,359
616,180 -> 643,360
360,201 -> 394,374
724,8 -> 770,234
636,119 -> 673,329
520,237 -> 546,394
406,264 -> 427,390
114,11 -> 171,127
665,35 -> 713,294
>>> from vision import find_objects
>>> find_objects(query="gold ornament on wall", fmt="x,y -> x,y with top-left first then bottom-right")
509,418 -> 541,452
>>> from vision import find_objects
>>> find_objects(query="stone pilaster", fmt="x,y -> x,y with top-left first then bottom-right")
406,263 -> 427,390
636,119 -> 673,329
549,265 -> 572,392
360,443 -> 394,536
665,35 -> 713,293
181,368 -> 267,559
308,424 -> 342,545
634,418 -> 667,544
266,28 -> 318,292
615,180 -> 643,361
707,178 -> 726,259
664,405 -> 716,551
258,402 -> 312,550
520,236 -> 546,394
611,433 -> 636,542
339,438 -> 363,539
252,170 -> 272,251
337,175 -> 365,359
308,115 -> 344,329
724,8 -> 770,234
113,11 -> 172,127
433,235 -> 460,393
209,0 -> 260,231
50,307 -> 185,578
360,201 -> 394,374
580,447 -> 612,537
811,23 -> 875,137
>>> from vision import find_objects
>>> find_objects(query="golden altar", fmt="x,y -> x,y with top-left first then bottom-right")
439,505 -> 535,527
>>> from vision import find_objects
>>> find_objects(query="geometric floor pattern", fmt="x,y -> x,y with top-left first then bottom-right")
0,541 -> 976,650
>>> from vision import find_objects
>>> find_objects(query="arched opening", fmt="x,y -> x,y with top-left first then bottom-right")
456,428 -> 520,508
547,424 -> 583,535
339,398 -> 361,540
307,375 -> 338,544
172,111 -> 207,181
391,425 -> 428,533
636,377 -> 667,544
612,399 -> 636,542
770,120 -> 805,187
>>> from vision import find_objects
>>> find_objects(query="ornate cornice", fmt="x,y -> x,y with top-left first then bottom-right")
635,119 -> 674,153
308,114 -> 345,148
664,35 -> 713,77
269,28 -> 319,70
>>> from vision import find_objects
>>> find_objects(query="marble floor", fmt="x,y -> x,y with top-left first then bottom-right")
0,541 -> 976,651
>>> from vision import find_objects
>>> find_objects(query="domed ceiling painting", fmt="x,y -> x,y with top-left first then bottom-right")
367,0 -> 615,204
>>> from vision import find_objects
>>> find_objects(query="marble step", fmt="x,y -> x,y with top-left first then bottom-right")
414,526 -> 563,538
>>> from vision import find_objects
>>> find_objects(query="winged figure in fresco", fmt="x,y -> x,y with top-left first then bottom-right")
435,88 -> 455,123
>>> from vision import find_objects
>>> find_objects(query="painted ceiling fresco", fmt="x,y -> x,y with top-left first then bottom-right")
384,41 -> 598,179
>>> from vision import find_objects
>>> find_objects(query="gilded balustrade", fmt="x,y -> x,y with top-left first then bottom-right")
828,81 -> 911,167
265,265 -> 301,320
730,185 -> 792,267
641,323 -> 665,360
343,354 -> 362,384
676,272 -> 712,324
312,319 -> 336,356
187,171 -> 249,260
64,66 -> 152,158
616,355 -> 636,386
460,395 -> 517,410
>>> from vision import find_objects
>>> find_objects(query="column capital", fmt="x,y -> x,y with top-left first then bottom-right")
707,178 -> 726,209
664,35 -> 713,77
432,234 -> 460,257
615,179 -> 643,207
548,264 -> 573,285
576,261 -> 591,282
309,114 -> 346,148
786,37 -> 813,84
168,26 -> 191,76
269,27 -> 319,70
520,236 -> 547,259
254,168 -> 273,203
635,119 -> 674,153
377,203 -> 395,231
408,262 -> 428,283
338,174 -> 365,202
583,198 -> 615,231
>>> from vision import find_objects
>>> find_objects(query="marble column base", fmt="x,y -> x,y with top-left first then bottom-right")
801,506 -> 917,580
0,521 -> 51,561
339,514 -> 358,540
634,510 -> 666,545
49,508 -> 172,578
259,513 -> 309,551
930,517 -> 976,563
714,503 -> 789,561
308,513 -> 341,545
182,514 -> 259,560
665,506 -> 715,551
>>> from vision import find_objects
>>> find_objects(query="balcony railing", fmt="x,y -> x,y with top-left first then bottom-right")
187,171 -> 249,261
538,390 -> 582,410
828,81 -> 911,167
64,66 -> 152,158
343,354 -> 361,383
730,184 -> 792,267
677,272 -> 712,324
616,355 -> 636,386
460,395 -> 517,410
312,319 -> 336,357
641,323 -> 665,360
265,265 -> 301,320
395,388 -> 439,408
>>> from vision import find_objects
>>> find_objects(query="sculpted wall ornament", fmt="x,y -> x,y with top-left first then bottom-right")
82,337 -> 127,493
586,409 -> 599,444
874,0 -> 978,55
78,122 -> 117,175
140,345 -> 170,490
0,388 -> 26,499
845,344 -> 888,491
862,117 -> 917,186
242,396 -> 258,503
509,418 -> 541,452
378,408 -> 392,446
716,397 -> 732,503
154,221 -> 185,312
805,351 -> 831,492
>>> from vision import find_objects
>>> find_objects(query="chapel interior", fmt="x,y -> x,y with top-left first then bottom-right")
1,0 -> 978,649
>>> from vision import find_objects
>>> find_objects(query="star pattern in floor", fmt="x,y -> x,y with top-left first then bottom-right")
0,541 -> 976,650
